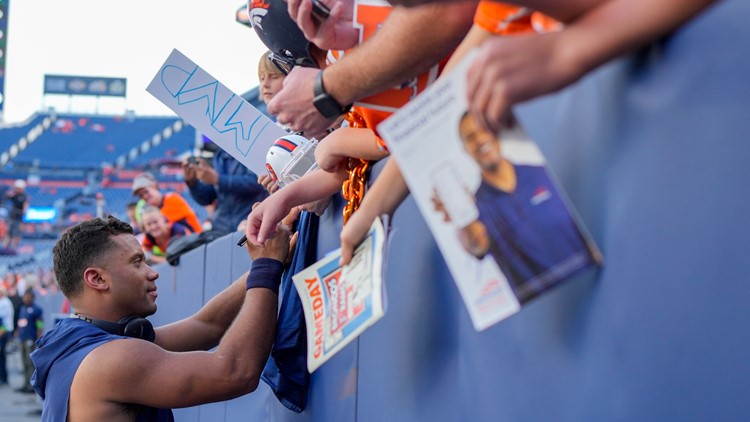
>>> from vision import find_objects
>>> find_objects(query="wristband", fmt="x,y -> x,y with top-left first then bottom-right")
246,258 -> 284,294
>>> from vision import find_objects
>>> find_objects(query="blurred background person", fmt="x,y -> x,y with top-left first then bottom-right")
15,289 -> 42,394
0,287 -> 14,386
3,179 -> 29,249
131,171 -> 203,234
182,139 -> 268,235
139,205 -> 193,265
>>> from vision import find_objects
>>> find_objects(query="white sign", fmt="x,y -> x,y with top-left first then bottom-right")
147,49 -> 286,174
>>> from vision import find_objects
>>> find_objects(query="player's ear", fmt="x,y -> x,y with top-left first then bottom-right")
83,268 -> 109,292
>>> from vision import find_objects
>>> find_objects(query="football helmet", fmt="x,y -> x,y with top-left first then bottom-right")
265,134 -> 319,187
248,0 -> 318,74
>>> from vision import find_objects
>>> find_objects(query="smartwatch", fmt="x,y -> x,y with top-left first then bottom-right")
313,71 -> 352,119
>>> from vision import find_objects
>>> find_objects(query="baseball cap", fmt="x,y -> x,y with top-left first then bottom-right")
14,179 -> 26,189
131,172 -> 157,195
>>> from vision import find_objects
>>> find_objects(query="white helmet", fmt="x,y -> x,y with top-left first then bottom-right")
265,134 -> 318,188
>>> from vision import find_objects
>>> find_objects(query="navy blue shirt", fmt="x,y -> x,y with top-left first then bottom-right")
31,318 -> 174,422
475,165 -> 597,303
17,303 -> 43,341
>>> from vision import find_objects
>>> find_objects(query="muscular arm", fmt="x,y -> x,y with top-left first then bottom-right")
324,1 -> 476,107
155,220 -> 294,352
75,285 -> 280,411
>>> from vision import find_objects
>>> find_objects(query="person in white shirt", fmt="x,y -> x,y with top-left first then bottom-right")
0,287 -> 15,385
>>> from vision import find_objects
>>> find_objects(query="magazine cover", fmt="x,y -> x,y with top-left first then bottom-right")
377,51 -> 602,331
147,49 -> 286,175
292,217 -> 388,372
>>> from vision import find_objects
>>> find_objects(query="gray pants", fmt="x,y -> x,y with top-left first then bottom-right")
20,339 -> 36,390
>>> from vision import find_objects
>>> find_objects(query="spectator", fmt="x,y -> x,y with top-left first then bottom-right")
125,201 -> 142,235
139,205 -> 192,265
4,179 -> 29,249
182,145 -> 268,235
16,290 -> 42,393
0,287 -> 14,385
131,171 -> 203,233
258,50 -> 286,105
257,50 -> 289,195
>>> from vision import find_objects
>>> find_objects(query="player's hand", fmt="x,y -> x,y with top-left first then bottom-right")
267,67 -> 339,135
288,0 -> 358,51
258,174 -> 280,194
467,31 -> 580,134
245,192 -> 294,246
246,215 -> 293,263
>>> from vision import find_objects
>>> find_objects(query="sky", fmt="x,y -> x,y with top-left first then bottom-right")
2,0 -> 268,124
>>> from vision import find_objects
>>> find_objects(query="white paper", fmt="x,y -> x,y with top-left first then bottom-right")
292,217 -> 387,372
377,50 -> 601,331
147,49 -> 286,174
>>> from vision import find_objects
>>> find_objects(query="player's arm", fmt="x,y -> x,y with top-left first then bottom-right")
154,219 -> 295,352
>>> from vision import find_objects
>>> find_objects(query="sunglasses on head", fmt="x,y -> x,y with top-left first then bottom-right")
267,52 -> 318,76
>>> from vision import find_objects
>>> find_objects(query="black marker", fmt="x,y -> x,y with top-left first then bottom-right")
237,235 -> 248,247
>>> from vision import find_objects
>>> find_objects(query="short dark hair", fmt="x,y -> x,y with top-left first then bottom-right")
53,217 -> 134,298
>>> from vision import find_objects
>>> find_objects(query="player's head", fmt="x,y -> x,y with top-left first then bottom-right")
53,217 -> 134,299
248,0 -> 325,74
458,111 -> 502,170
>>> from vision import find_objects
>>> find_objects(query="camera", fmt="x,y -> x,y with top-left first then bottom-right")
187,156 -> 199,165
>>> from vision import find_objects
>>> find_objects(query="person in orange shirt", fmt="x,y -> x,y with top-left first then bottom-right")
131,172 -> 203,234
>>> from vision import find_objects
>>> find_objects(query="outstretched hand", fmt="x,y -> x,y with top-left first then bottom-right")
467,31 -> 579,134
245,193 -> 294,246
245,205 -> 300,264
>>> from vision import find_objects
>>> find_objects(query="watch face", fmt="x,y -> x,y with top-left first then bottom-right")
313,71 -> 344,118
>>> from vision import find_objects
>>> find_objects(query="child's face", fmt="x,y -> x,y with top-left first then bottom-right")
260,71 -> 285,104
